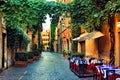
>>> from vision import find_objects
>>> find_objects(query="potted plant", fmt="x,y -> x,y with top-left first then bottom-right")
36,48 -> 42,57
62,50 -> 68,59
15,52 -> 28,67
27,52 -> 34,63
71,52 -> 85,58
33,50 -> 40,60
78,53 -> 85,58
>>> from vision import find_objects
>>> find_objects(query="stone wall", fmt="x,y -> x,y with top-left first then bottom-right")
0,12 -> 2,69
0,12 -> 11,69
114,14 -> 120,66
99,22 -> 111,63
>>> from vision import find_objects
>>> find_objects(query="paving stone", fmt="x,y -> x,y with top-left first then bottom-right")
0,52 -> 94,80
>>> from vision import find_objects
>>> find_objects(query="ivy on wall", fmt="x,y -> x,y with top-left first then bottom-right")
7,27 -> 29,50
47,1 -> 66,52
50,24 -> 57,52
0,0 -> 65,51
71,23 -> 80,52
103,0 -> 120,65
66,0 -> 120,65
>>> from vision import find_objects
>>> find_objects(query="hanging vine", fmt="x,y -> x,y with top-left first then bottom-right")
67,0 -> 120,65
0,0 -> 66,51
66,0 -> 98,52
7,26 -> 29,50
47,1 -> 66,51
103,0 -> 120,65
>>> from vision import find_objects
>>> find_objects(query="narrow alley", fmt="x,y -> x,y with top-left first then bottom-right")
0,52 -> 93,80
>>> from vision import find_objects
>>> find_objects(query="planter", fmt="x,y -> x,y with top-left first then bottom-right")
15,61 -> 27,67
28,59 -> 33,63
33,56 -> 40,60
64,55 -> 68,59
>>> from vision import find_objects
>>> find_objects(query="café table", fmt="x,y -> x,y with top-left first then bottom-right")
98,65 -> 120,80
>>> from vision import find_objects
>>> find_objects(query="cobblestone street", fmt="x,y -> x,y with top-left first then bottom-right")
1,0 -> 120,79
0,52 -> 93,80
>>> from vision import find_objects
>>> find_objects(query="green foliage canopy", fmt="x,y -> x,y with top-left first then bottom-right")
66,0 -> 120,64
67,0 -> 120,32
67,0 -> 99,32
0,0 -> 66,50
46,1 -> 66,51
7,26 -> 29,49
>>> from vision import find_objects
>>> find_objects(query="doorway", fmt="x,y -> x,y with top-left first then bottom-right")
119,32 -> 120,67
80,41 -> 85,53
2,33 -> 6,68
66,39 -> 69,51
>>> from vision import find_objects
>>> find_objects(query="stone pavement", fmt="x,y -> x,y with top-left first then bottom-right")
0,52 -> 94,80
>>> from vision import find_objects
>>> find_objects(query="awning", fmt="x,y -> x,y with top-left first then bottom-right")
72,33 -> 88,41
72,31 -> 104,41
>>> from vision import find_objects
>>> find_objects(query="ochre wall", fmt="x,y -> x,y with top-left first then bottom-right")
0,12 -> 9,69
79,22 -> 111,63
34,34 -> 38,47
27,31 -> 33,51
97,14 -> 120,65
84,14 -> 120,65
114,14 -> 120,66
99,22 -> 111,63
0,12 -> 2,69
85,22 -> 111,63
77,42 -> 81,53
61,28 -> 71,51
41,30 -> 50,51
86,39 -> 98,58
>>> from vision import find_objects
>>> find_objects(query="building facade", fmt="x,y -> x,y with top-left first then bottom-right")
114,13 -> 120,66
54,27 -> 58,52
55,0 -> 72,54
41,30 -> 50,51
73,24 -> 112,64
73,13 -> 120,66
55,15 -> 71,54
56,0 -> 120,67
27,31 -> 33,51
0,12 -> 9,70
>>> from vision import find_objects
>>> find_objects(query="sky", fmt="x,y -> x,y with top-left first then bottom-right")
42,0 -> 56,31
42,15 -> 51,31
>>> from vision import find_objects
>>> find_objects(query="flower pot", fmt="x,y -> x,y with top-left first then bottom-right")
64,55 -> 68,59
33,56 -> 40,60
15,61 -> 27,67
28,59 -> 33,63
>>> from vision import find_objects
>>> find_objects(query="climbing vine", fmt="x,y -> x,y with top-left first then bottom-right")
47,1 -> 66,52
67,0 -> 120,65
66,0 -> 98,52
103,0 -> 120,65
7,27 -> 29,50
0,0 -> 66,51
71,23 -> 80,52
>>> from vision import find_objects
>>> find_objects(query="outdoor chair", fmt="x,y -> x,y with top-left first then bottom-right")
107,70 -> 119,80
116,78 -> 120,80
92,66 -> 102,80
